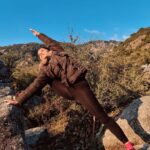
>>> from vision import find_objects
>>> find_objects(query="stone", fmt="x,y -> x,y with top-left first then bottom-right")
23,96 -> 43,109
25,127 -> 49,148
102,96 -> 150,150
0,60 -> 9,78
0,86 -> 12,98
0,96 -> 28,150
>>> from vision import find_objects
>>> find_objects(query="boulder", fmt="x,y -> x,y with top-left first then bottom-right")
0,95 -> 28,150
102,96 -> 150,150
0,60 -> 5,68
25,127 -> 49,148
0,86 -> 13,98
23,96 -> 43,109
0,60 -> 9,78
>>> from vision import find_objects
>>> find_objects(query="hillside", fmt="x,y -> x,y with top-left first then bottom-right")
0,27 -> 150,149
78,40 -> 119,53
96,27 -> 150,111
0,39 -> 118,55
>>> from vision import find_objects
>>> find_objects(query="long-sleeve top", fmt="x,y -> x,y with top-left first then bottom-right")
16,33 -> 87,105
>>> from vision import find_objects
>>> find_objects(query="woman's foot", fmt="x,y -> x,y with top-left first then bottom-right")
125,141 -> 135,150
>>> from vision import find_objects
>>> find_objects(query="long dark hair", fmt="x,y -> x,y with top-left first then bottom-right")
39,44 -> 51,51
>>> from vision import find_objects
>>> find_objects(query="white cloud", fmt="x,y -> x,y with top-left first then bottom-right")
110,33 -> 130,41
122,34 -> 130,40
84,28 -> 105,35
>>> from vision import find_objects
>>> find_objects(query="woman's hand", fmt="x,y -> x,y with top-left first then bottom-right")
5,99 -> 20,106
30,28 -> 40,36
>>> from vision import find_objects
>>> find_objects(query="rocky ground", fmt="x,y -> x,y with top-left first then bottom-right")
0,78 -> 101,150
0,60 -> 101,150
1,76 -> 150,150
0,76 -> 51,150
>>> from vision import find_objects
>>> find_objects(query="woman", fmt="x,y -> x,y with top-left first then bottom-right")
6,29 -> 135,150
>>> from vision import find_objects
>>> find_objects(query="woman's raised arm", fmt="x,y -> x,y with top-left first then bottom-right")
30,29 -> 64,51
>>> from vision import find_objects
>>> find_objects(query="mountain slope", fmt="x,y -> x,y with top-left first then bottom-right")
95,27 -> 150,111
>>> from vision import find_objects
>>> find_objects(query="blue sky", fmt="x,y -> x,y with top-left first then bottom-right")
0,0 -> 150,46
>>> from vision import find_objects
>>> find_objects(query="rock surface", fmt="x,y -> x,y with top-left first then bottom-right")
0,78 -> 50,150
102,96 -> 150,150
0,60 -> 9,78
0,96 -> 28,150
25,127 -> 49,148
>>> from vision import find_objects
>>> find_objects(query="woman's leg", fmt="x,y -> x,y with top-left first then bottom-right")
70,79 -> 128,144
51,80 -> 75,100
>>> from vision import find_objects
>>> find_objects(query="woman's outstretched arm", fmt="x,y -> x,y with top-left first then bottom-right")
6,68 -> 49,106
30,29 -> 64,51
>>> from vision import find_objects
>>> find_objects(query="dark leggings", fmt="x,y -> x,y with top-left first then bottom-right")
51,79 -> 128,144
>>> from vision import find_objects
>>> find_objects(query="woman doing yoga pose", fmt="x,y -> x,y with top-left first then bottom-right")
6,29 -> 135,150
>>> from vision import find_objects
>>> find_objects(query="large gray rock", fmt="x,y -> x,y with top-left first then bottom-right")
0,60 -> 5,68
0,95 -> 28,150
0,81 -> 28,149
0,77 -> 52,150
102,96 -> 150,150
23,96 -> 43,109
0,84 -> 51,150
0,60 -> 9,78
25,127 -> 49,148
0,86 -> 12,98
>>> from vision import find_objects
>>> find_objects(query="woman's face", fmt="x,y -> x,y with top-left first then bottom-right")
38,48 -> 49,61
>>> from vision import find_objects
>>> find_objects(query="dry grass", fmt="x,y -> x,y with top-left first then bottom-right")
47,112 -> 68,135
11,63 -> 39,89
